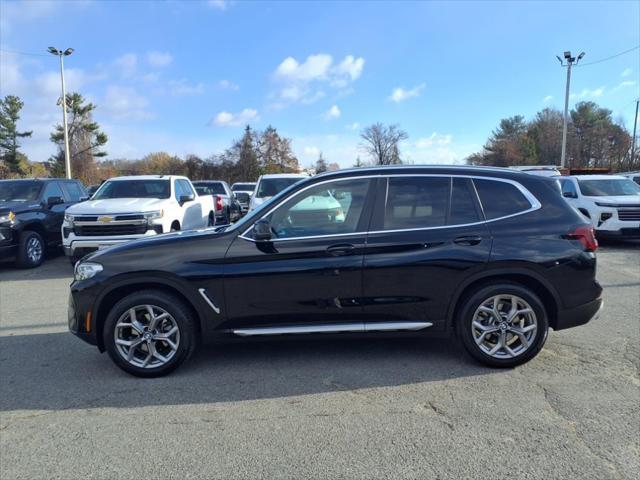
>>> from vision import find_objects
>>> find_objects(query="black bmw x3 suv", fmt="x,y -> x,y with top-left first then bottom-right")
68,166 -> 602,377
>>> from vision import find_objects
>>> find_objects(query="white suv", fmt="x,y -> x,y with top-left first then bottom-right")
559,175 -> 640,238
249,173 -> 308,211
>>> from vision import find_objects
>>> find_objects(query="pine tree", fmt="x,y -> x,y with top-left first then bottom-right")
315,152 -> 327,173
0,95 -> 32,175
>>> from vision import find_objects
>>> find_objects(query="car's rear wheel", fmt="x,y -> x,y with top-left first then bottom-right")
16,230 -> 45,268
457,283 -> 549,368
103,290 -> 197,377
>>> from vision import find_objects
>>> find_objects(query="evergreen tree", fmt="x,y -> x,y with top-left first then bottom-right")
315,152 -> 327,173
0,95 -> 32,175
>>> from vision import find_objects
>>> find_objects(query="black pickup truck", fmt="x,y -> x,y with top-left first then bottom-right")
0,178 -> 88,268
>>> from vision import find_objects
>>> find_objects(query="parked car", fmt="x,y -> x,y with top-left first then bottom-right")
619,171 -> 640,186
68,166 -> 602,377
62,175 -> 215,263
509,165 -> 562,177
230,182 -> 256,215
192,181 -> 241,224
248,173 -> 308,211
0,178 -> 88,268
559,175 -> 640,238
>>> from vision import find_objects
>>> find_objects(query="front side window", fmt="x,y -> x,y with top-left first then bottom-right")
61,181 -> 86,202
262,178 -> 371,239
560,178 -> 577,197
384,177 -> 450,229
93,180 -> 171,200
577,178 -> 640,196
42,182 -> 64,201
178,180 -> 196,197
473,178 -> 533,220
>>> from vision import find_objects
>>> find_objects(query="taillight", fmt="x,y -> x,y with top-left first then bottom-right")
566,225 -> 598,252
215,195 -> 223,211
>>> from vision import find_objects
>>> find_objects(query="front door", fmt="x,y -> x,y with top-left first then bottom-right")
362,176 -> 491,332
222,177 -> 375,330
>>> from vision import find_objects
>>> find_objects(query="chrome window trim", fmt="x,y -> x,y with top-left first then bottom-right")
239,174 -> 541,243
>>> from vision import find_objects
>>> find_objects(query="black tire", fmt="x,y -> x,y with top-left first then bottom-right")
103,290 -> 198,377
15,230 -> 45,268
456,283 -> 549,368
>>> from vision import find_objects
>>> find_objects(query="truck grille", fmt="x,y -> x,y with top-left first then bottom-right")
74,224 -> 147,236
618,208 -> 640,221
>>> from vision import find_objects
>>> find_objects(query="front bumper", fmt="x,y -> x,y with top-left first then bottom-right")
68,291 -> 98,346
63,231 -> 159,256
554,296 -> 603,331
0,226 -> 17,260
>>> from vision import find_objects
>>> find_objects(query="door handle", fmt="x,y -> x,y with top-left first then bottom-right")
326,244 -> 356,256
453,235 -> 482,246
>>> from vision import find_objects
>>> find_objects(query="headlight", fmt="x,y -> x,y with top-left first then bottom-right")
64,213 -> 75,225
0,211 -> 16,224
74,262 -> 103,281
144,210 -> 163,221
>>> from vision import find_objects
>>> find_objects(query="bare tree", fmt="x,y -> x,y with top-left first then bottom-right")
359,123 -> 408,165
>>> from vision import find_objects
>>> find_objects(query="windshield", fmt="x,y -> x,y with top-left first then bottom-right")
93,180 -> 171,199
0,181 -> 42,202
256,177 -> 304,198
232,183 -> 255,191
194,183 -> 226,195
577,179 -> 640,197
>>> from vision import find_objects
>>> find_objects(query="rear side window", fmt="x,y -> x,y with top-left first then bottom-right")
450,178 -> 482,224
473,179 -> 532,220
384,177 -> 449,229
60,181 -> 85,202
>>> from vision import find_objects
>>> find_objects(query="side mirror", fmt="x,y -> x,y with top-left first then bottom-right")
253,219 -> 272,242
179,194 -> 195,205
562,191 -> 577,198
47,196 -> 64,208
79,195 -> 90,202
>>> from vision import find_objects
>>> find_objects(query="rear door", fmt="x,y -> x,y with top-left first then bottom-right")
362,175 -> 491,331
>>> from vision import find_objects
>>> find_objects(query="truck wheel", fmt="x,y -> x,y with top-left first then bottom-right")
103,290 -> 198,377
16,231 -> 45,268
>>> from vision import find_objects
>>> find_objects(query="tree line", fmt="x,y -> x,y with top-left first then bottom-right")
467,102 -> 638,172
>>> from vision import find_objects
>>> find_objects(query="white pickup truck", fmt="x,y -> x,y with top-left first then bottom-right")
62,175 -> 215,262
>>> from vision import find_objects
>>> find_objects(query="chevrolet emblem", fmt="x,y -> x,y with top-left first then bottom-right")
98,216 -> 113,223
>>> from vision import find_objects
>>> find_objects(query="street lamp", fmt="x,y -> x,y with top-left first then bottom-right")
557,50 -> 585,169
48,47 -> 74,179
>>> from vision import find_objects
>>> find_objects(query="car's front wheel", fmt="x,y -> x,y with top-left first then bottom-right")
16,230 -> 45,268
457,283 -> 549,368
103,290 -> 197,377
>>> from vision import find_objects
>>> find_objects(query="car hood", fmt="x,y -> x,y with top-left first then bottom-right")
589,195 -> 640,205
66,198 -> 167,214
0,200 -> 41,215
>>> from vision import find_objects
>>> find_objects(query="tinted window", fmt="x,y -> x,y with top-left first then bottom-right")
93,180 -> 171,199
560,178 -> 577,197
384,177 -> 449,229
0,181 -> 42,202
473,179 -> 532,220
577,178 -> 640,196
194,182 -> 226,195
60,181 -> 85,202
256,177 -> 304,198
267,178 -> 370,239
178,180 -> 196,197
450,178 -> 481,224
232,183 -> 255,191
42,182 -> 64,201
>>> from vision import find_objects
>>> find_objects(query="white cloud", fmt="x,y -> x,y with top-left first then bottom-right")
389,83 -> 425,102
610,80 -> 637,94
218,79 -> 239,91
303,146 -> 321,157
621,68 -> 632,77
543,95 -> 553,103
324,105 -> 341,120
114,53 -> 137,78
415,133 -> 452,149
103,85 -> 153,120
208,0 -> 228,10
169,79 -> 205,96
273,53 -> 365,104
147,51 -> 173,68
570,87 -> 605,99
212,108 -> 258,127
345,122 -> 360,130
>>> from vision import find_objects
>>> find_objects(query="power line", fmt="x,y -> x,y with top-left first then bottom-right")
0,48 -> 48,57
575,45 -> 640,67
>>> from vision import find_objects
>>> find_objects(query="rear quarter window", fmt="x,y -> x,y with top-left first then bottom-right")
473,178 -> 533,220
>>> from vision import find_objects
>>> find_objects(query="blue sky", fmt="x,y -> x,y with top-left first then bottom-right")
1,0 -> 639,168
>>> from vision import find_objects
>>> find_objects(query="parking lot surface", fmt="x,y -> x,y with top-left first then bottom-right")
0,242 -> 638,480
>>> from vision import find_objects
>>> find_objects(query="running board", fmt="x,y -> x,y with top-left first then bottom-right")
232,321 -> 433,337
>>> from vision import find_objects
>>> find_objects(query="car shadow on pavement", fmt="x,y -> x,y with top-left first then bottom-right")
0,332 -> 493,412
0,251 -> 73,281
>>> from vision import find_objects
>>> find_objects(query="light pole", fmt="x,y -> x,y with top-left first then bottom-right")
556,50 -> 585,169
48,47 -> 74,179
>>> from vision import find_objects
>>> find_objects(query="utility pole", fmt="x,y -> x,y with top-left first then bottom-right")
631,99 -> 639,169
47,47 -> 74,179
556,50 -> 585,169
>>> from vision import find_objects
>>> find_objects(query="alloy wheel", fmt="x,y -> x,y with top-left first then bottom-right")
26,236 -> 43,264
114,305 -> 180,369
471,294 -> 538,359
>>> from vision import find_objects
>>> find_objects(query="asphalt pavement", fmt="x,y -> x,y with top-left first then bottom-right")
0,241 -> 638,480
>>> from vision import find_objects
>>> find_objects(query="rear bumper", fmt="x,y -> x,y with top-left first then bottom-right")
554,297 -> 603,331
